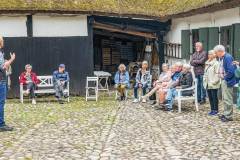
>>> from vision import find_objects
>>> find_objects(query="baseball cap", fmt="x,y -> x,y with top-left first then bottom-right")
59,64 -> 65,68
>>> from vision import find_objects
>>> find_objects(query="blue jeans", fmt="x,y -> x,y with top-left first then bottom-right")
0,82 -> 6,127
134,85 -> 147,99
196,75 -> 206,102
166,88 -> 177,109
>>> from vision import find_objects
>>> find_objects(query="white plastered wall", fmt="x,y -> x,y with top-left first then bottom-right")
32,15 -> 88,37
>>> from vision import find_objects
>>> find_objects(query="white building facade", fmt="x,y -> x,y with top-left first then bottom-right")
164,7 -> 240,64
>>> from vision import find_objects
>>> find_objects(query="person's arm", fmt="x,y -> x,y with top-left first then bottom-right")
3,53 -> 15,70
19,73 -> 26,84
124,72 -> 130,85
65,72 -> 70,82
53,71 -> 57,83
135,70 -> 141,84
114,72 -> 119,84
182,73 -> 193,89
224,56 -> 236,80
192,52 -> 207,65
190,54 -> 196,66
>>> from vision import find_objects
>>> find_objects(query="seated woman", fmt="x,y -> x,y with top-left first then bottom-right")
133,61 -> 151,103
19,64 -> 39,105
114,64 -> 130,101
165,64 -> 192,111
142,63 -> 171,104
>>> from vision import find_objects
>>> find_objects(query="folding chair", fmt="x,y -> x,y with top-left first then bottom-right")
86,77 -> 99,101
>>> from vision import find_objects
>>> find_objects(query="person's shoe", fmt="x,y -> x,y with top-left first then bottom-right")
58,99 -> 64,104
0,125 -> 13,132
32,99 -> 36,105
142,99 -> 147,103
199,100 -> 206,105
24,90 -> 30,96
133,99 -> 139,103
64,94 -> 69,98
165,108 -> 173,112
219,115 -> 233,122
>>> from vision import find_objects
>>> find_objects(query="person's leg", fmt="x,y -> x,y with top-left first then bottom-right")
27,83 -> 35,99
221,81 -> 233,119
200,75 -> 206,102
142,85 -> 147,96
196,75 -> 201,102
212,89 -> 219,112
207,89 -> 214,112
0,82 -> 6,127
54,82 -> 61,99
166,88 -> 175,110
134,85 -> 139,99
120,84 -> 126,99
143,86 -> 158,98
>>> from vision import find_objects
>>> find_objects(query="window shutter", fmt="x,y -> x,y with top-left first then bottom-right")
220,26 -> 233,54
208,27 -> 219,51
181,30 -> 190,59
233,23 -> 240,60
199,28 -> 209,52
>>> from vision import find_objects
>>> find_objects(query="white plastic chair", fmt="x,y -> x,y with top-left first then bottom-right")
175,68 -> 199,113
86,77 -> 99,101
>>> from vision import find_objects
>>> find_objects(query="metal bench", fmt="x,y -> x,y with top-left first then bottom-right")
20,75 -> 70,103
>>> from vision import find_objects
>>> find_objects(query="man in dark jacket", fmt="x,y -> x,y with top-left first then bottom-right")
215,45 -> 237,122
190,42 -> 207,104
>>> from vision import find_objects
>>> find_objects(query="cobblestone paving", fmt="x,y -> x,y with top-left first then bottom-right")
1,97 -> 240,160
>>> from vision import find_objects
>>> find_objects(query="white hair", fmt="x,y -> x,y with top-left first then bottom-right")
25,64 -> 32,70
118,64 -> 126,70
214,45 -> 225,53
208,50 -> 215,55
142,60 -> 148,65
175,62 -> 183,67
183,64 -> 191,70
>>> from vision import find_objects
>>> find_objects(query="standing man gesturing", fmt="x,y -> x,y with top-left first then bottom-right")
0,36 -> 16,132
190,42 -> 208,104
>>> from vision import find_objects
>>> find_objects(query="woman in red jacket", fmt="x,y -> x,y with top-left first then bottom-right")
19,64 -> 39,105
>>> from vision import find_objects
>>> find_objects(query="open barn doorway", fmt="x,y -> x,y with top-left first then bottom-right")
92,18 -> 162,87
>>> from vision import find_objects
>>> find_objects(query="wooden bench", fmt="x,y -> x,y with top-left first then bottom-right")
20,75 -> 70,103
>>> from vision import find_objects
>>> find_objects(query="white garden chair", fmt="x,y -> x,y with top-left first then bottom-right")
175,68 -> 199,113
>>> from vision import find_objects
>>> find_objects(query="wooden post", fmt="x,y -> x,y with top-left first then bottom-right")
157,34 -> 165,72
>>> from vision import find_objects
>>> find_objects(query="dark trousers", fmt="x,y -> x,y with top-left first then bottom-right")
26,82 -> 36,99
207,89 -> 219,112
0,82 -> 6,127
134,85 -> 147,99
196,75 -> 206,102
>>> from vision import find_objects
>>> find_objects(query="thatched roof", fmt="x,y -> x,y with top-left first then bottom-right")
0,0 -> 236,19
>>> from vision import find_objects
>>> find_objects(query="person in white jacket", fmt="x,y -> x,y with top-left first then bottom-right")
203,50 -> 221,116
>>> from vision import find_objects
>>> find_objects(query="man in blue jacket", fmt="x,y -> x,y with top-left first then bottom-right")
214,45 -> 237,122
53,64 -> 70,104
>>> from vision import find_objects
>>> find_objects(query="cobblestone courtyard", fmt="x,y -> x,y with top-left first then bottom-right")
1,96 -> 240,160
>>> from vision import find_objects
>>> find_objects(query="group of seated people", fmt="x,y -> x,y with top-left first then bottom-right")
19,64 -> 70,104
114,60 -> 193,111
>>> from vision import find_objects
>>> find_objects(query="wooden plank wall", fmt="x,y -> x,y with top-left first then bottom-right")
3,36 -> 93,97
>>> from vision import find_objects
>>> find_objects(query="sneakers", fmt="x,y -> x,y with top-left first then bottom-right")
133,99 -> 139,103
219,115 -> 233,122
142,99 -> 147,103
32,99 -> 36,105
0,125 -> 13,132
208,110 -> 218,116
